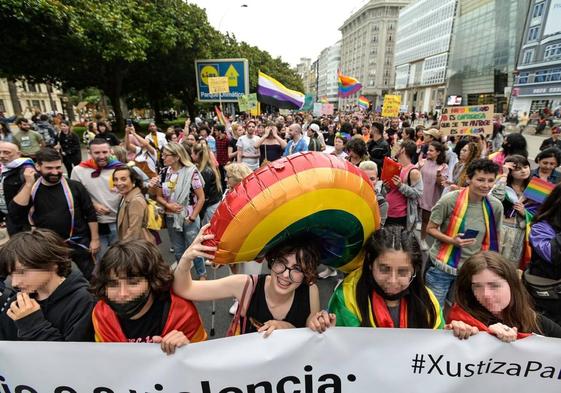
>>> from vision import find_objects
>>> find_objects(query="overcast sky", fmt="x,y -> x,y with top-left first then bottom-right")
189,0 -> 368,67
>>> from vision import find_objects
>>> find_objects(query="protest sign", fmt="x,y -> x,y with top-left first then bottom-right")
440,105 -> 494,135
321,103 -> 334,115
382,95 -> 401,117
208,77 -> 230,94
238,93 -> 258,112
1,329 -> 561,393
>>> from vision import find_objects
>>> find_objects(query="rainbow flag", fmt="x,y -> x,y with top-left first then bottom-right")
257,71 -> 305,110
215,105 -> 227,126
523,177 -> 555,204
358,96 -> 369,110
320,96 -> 329,104
338,71 -> 362,98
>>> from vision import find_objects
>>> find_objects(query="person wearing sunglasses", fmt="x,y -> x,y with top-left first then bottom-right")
328,226 -> 444,329
173,224 -> 323,337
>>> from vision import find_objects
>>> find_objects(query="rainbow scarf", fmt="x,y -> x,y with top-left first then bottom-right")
338,71 -> 362,98
447,304 -> 530,339
358,96 -> 369,110
437,188 -> 499,269
79,158 -> 122,178
92,291 -> 207,343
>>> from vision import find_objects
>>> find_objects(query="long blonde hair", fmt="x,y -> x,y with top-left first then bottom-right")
193,142 -> 222,193
163,142 -> 193,168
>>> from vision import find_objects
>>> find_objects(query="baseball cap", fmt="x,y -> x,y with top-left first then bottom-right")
309,123 -> 320,133
423,128 -> 441,139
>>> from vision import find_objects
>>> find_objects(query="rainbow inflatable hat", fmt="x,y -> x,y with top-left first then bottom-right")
204,152 -> 381,273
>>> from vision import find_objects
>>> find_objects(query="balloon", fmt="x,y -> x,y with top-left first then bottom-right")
204,152 -> 381,272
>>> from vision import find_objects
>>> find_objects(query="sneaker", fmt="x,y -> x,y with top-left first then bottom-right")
318,267 -> 338,279
229,300 -> 239,315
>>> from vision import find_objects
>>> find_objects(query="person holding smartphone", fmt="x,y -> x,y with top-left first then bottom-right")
425,159 -> 503,308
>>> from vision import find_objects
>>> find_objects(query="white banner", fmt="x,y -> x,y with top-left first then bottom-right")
1,328 -> 561,392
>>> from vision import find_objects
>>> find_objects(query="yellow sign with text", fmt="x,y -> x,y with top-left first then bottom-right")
208,77 -> 230,94
382,95 -> 401,118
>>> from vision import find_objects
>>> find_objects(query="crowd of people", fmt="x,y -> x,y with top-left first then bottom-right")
0,109 -> 560,356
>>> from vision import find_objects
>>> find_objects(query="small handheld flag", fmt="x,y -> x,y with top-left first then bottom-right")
523,177 -> 555,204
338,71 -> 362,98
358,96 -> 369,110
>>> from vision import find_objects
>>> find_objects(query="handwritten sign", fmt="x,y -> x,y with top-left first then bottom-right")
208,77 -> 230,94
382,95 -> 401,117
439,105 -> 494,135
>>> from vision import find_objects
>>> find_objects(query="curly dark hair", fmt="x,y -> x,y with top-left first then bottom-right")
503,133 -> 528,158
93,240 -> 173,299
0,229 -> 71,277
466,158 -> 499,179
347,138 -> 368,157
355,226 -> 438,328
266,237 -> 321,285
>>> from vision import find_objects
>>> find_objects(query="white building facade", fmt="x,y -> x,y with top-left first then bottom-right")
317,41 -> 342,107
339,0 -> 411,110
0,79 -> 64,118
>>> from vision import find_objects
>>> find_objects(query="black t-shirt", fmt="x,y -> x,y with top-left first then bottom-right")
229,137 -> 238,153
96,132 -> 120,146
8,179 -> 96,242
241,275 -> 310,334
118,293 -> 169,342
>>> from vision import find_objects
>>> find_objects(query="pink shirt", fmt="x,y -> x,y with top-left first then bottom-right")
387,164 -> 415,218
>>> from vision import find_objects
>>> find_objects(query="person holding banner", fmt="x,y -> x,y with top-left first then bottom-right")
92,240 -> 207,353
328,226 -> 443,329
446,251 -> 561,341
0,229 -> 95,341
173,225 -> 323,337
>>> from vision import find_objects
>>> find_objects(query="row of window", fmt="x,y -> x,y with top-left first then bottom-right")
517,68 -> 561,84
522,43 -> 561,64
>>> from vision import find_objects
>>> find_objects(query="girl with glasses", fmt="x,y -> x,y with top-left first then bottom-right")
328,226 -> 443,329
173,225 -> 323,337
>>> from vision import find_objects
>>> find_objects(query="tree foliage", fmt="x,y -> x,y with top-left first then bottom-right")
0,0 -> 303,128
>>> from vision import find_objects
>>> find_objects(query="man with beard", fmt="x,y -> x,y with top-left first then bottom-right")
9,148 -> 99,279
386,117 -> 401,147
0,142 -> 35,235
283,123 -> 308,157
13,118 -> 44,160
71,139 -> 122,259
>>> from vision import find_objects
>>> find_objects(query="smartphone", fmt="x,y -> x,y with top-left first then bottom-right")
126,119 -> 133,127
461,229 -> 479,239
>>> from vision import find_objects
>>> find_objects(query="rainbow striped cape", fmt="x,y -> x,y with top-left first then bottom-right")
92,291 -> 207,343
338,71 -> 362,98
328,269 -> 443,328
436,188 -> 499,269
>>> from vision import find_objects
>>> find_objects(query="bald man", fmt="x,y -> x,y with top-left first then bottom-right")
0,142 -> 35,234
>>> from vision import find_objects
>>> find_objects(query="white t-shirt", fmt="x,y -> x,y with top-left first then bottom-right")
237,135 -> 259,170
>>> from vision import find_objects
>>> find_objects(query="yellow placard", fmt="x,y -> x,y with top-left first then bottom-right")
208,77 -> 230,94
381,95 -> 401,118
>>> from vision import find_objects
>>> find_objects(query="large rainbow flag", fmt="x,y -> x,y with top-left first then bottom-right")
257,71 -> 305,110
338,71 -> 362,98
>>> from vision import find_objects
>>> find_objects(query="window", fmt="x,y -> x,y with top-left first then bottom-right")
522,49 -> 534,64
31,100 -> 41,109
27,83 -> 37,93
0,99 -> 5,112
517,72 -> 529,84
532,2 -> 544,18
528,26 -> 540,41
544,44 -> 561,61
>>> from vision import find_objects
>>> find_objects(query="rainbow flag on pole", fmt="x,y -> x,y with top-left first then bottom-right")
523,177 -> 555,204
338,71 -> 362,98
215,105 -> 227,126
358,96 -> 369,110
